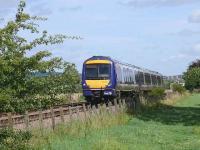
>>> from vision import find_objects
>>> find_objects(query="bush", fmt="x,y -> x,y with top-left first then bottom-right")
163,80 -> 172,89
172,83 -> 186,94
183,67 -> 200,91
0,128 -> 32,150
0,89 -> 14,113
148,87 -> 165,100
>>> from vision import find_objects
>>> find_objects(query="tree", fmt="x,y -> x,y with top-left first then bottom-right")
171,83 -> 186,94
26,63 -> 81,110
188,59 -> 200,70
183,68 -> 200,91
0,1 -> 80,113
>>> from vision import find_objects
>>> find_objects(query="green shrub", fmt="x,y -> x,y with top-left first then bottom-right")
172,83 -> 186,94
183,67 -> 200,91
163,80 -> 172,89
0,128 -> 32,150
0,89 -> 14,113
148,87 -> 165,100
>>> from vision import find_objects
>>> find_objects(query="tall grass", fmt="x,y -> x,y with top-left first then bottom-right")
138,91 -> 191,113
162,92 -> 190,106
30,105 -> 130,149
30,94 -> 200,150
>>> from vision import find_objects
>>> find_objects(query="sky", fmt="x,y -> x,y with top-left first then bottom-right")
0,0 -> 200,75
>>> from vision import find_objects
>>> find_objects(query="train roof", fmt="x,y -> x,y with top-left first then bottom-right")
84,56 -> 111,62
85,56 -> 163,76
113,59 -> 162,76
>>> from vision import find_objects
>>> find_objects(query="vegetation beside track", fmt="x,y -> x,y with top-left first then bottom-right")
0,1 -> 81,114
27,93 -> 200,150
30,105 -> 130,150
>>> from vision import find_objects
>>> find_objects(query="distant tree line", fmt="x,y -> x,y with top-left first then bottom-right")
0,1 -> 80,113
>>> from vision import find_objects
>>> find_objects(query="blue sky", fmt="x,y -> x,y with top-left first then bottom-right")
1,0 -> 200,75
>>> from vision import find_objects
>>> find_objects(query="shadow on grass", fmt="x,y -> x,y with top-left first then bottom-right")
136,104 -> 200,126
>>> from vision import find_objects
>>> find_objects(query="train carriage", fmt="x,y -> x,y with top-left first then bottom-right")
82,56 -> 163,103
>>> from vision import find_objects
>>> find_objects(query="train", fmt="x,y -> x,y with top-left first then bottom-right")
82,56 -> 163,103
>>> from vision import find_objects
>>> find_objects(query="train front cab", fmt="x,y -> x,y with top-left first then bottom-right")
82,57 -> 116,103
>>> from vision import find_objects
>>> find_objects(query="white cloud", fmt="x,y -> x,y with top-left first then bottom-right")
188,10 -> 200,23
163,43 -> 200,62
119,0 -> 200,8
170,29 -> 200,36
169,54 -> 189,59
161,53 -> 189,62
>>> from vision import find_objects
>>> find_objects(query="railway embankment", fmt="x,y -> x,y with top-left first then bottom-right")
0,100 -> 130,149
0,92 -> 198,150
30,93 -> 200,150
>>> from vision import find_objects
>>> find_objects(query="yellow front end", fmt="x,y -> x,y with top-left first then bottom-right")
85,80 -> 110,89
85,59 -> 111,89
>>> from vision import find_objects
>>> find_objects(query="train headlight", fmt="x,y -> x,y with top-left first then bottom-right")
104,91 -> 112,95
83,83 -> 89,88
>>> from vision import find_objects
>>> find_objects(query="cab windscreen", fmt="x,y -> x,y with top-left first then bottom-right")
85,64 -> 110,80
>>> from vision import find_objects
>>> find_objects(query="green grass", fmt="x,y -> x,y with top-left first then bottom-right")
32,94 -> 200,150
175,94 -> 200,107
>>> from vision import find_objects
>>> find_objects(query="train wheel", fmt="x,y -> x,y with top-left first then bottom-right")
85,97 -> 92,104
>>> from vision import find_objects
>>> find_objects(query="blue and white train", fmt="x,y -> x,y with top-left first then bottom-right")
82,56 -> 163,102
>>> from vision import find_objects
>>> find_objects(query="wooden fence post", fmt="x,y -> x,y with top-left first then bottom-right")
59,107 -> 64,123
114,99 -> 118,112
137,93 -> 143,112
102,103 -> 106,114
39,110 -> 43,130
92,105 -> 97,115
69,106 -> 72,120
117,99 -> 121,113
99,104 -> 102,114
121,99 -> 126,112
102,103 -> 106,109
108,102 -> 112,113
7,112 -> 13,128
83,104 -> 87,119
133,100 -> 136,112
87,105 -> 92,118
50,107 -> 55,130
119,99 -> 122,108
97,104 -> 100,108
97,104 -> 101,114
24,111 -> 29,130
76,106 -> 79,119
122,99 -> 126,106
121,99 -> 125,111
70,93 -> 72,101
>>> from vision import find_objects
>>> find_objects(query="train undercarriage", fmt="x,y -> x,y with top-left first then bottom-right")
84,89 -> 148,106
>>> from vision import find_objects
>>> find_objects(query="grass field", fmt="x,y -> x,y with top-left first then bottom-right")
33,94 -> 200,150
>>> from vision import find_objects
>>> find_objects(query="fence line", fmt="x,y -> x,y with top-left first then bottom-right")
0,100 -> 127,130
